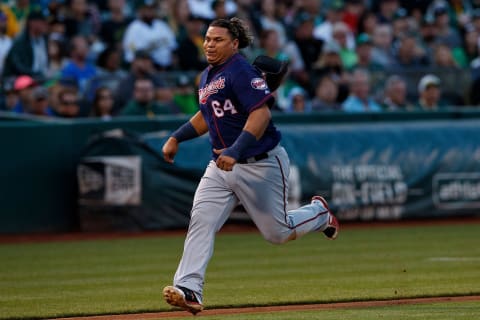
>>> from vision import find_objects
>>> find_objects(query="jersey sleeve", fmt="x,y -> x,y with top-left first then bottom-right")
230,65 -> 275,113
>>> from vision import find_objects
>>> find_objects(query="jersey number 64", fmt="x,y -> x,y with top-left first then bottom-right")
211,99 -> 238,117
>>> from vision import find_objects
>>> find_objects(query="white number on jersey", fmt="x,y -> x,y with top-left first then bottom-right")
211,99 -> 238,117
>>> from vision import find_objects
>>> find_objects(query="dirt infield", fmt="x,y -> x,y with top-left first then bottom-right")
50,295 -> 480,320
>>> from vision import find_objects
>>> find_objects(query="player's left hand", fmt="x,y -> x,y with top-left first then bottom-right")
162,137 -> 179,164
213,148 -> 237,171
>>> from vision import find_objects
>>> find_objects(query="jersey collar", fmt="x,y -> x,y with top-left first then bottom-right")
208,53 -> 243,73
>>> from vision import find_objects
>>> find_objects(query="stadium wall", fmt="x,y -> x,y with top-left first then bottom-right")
1,110 -> 480,233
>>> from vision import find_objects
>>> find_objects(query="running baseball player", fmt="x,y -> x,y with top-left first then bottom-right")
162,17 -> 339,315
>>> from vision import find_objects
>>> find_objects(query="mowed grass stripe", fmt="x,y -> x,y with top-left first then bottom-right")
0,223 -> 479,319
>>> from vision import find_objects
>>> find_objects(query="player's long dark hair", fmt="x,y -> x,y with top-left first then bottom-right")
210,17 -> 253,49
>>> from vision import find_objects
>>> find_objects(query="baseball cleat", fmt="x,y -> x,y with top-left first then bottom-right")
311,196 -> 339,240
163,285 -> 203,315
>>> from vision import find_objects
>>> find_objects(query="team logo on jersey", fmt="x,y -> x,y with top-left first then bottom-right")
199,77 -> 226,104
251,78 -> 267,90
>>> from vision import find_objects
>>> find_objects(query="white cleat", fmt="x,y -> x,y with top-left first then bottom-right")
163,285 -> 203,315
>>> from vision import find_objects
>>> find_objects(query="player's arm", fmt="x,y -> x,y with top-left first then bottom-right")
189,111 -> 209,135
243,104 -> 271,139
162,111 -> 208,163
214,104 -> 271,170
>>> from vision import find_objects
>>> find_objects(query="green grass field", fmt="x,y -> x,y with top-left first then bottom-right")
0,223 -> 479,319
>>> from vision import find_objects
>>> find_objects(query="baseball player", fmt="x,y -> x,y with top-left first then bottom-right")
162,17 -> 339,315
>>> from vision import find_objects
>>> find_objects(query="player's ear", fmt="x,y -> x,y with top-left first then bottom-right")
232,38 -> 239,50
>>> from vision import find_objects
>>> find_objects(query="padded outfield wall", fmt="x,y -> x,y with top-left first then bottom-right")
1,110 -> 480,233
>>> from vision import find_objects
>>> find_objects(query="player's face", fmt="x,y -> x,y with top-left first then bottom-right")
203,26 -> 238,66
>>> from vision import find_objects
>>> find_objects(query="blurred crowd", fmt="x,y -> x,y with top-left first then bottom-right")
1,0 -> 480,119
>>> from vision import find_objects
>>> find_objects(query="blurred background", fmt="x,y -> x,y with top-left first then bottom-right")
1,0 -> 480,234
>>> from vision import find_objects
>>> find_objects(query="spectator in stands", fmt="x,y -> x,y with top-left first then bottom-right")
0,10 -> 12,76
81,46 -> 126,104
176,14 -> 208,71
10,0 -> 42,32
313,41 -> 350,103
95,46 -> 127,79
99,0 -> 133,49
45,1 -> 66,22
258,29 -> 289,61
91,86 -> 114,120
432,4 -> 462,49
28,86 -> 55,116
392,32 -> 429,68
370,23 -> 395,68
343,0 -> 367,34
46,77 -> 66,110
166,0 -> 191,42
258,27 -> 305,79
120,78 -> 178,117
311,74 -> 342,111
342,68 -> 382,112
381,74 -> 413,111
122,0 -> 177,70
432,0 -> 473,31
155,82 -> 183,114
211,0 -> 231,20
114,49 -> 166,113
351,33 -> 383,71
418,15 -> 437,59
453,25 -> 479,68
0,4 -> 19,38
0,76 -> 18,111
53,87 -> 81,117
257,0 -> 289,48
391,7 -> 410,40
314,0 -> 353,48
172,74 -> 198,115
60,35 -> 97,95
188,0 -> 237,21
415,74 -> 446,110
48,17 -> 66,37
471,8 -> 480,34
85,47 -> 127,106
11,74 -> 36,113
376,0 -> 400,24
294,14 -> 324,70
285,86 -> 311,113
356,9 -> 378,37
297,0 -> 324,26
432,42 -> 460,68
291,14 -> 323,89
2,9 -> 48,78
45,34 -> 68,78
331,21 -> 357,70
233,0 -> 257,28
273,68 -> 305,112
63,0 -> 101,40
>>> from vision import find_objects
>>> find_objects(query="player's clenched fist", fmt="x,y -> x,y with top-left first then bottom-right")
213,148 -> 236,171
162,137 -> 179,163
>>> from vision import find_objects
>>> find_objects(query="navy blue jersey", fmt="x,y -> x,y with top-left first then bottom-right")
198,53 -> 281,160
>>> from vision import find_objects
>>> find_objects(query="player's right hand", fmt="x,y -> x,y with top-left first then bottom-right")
213,148 -> 237,171
162,137 -> 179,164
